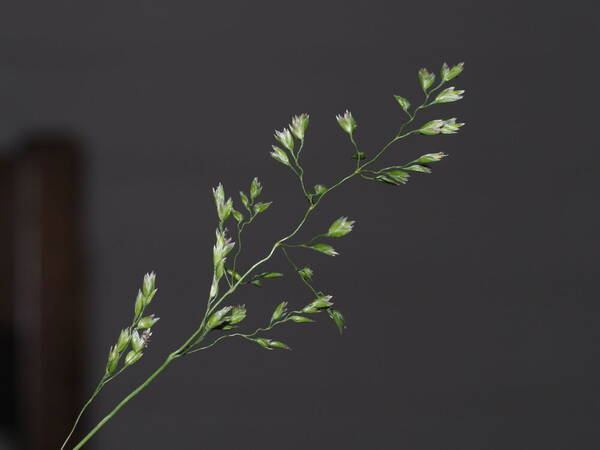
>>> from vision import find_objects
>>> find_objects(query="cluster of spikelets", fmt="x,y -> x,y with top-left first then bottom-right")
105,273 -> 159,376
64,60 -> 468,450
102,61 -> 467,362
203,177 -> 355,351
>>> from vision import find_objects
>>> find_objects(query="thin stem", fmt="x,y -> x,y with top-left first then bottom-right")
281,247 -> 319,296
222,265 -> 233,287
72,353 -> 178,450
396,80 -> 445,136
296,137 -> 305,162
358,131 -> 414,172
61,362 -> 133,449
205,204 -> 317,319
290,139 -> 311,203
350,134 -> 361,170
306,233 -> 327,245
189,309 -> 305,355
231,222 -> 245,275
60,381 -> 104,450
231,210 -> 257,275
188,333 -> 241,352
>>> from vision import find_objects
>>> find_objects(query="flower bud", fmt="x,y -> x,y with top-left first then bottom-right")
213,229 -> 235,269
250,177 -> 262,200
403,164 -> 431,173
253,202 -> 272,215
239,191 -> 250,209
206,306 -> 233,330
212,183 -> 225,209
251,338 -> 290,350
221,198 -> 233,222
414,152 -> 447,164
336,110 -> 357,135
106,346 -> 120,374
213,183 -> 233,222
290,113 -> 309,140
419,119 -> 445,135
308,243 -> 338,257
290,315 -> 314,323
254,337 -> 271,349
440,118 -> 465,134
270,145 -> 290,166
441,62 -> 464,81
303,295 -> 333,313
314,185 -> 327,195
131,330 -> 145,353
328,309 -> 347,334
269,340 -> 291,350
227,269 -> 242,281
232,209 -> 244,223
441,62 -> 450,81
262,272 -> 283,279
418,68 -> 436,92
419,118 -> 464,136
297,266 -> 314,281
116,329 -> 131,352
434,87 -> 465,104
138,314 -> 160,329
108,345 -> 119,362
270,301 -> 288,323
311,295 -> 334,308
227,305 -> 247,325
376,170 -> 410,185
134,289 -> 145,317
142,272 -> 156,298
394,95 -> 411,112
124,350 -> 143,366
326,216 -> 355,237
274,128 -> 295,152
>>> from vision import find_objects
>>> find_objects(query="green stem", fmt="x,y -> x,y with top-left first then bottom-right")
396,80 -> 445,136
357,131 -> 415,172
188,333 -> 240,352
350,133 -> 361,170
60,381 -> 105,450
281,247 -> 319,296
222,265 -> 233,287
189,309 -> 304,355
231,222 -> 245,275
231,212 -> 256,275
205,204 -> 317,319
72,353 -> 179,450
305,233 -> 327,245
290,139 -> 311,203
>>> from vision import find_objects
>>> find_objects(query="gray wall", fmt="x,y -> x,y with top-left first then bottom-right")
2,1 -> 599,449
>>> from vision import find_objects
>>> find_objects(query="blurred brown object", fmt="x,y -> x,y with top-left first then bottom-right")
1,133 -> 84,449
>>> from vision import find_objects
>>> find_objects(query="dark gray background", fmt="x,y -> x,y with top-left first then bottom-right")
2,0 -> 600,449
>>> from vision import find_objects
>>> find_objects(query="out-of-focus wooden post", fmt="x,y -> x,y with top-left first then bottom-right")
0,155 -> 18,447
12,134 -> 84,450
